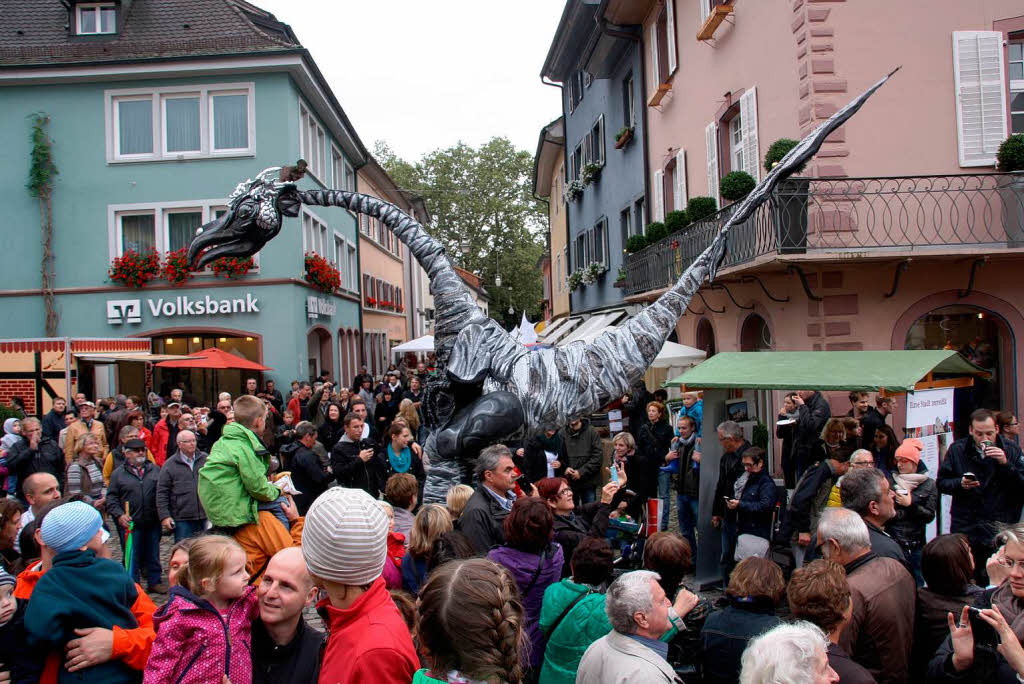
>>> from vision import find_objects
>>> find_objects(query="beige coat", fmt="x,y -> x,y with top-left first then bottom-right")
63,418 -> 107,463
576,630 -> 681,684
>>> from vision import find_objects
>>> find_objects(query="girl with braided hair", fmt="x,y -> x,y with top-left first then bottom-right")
415,558 -> 527,684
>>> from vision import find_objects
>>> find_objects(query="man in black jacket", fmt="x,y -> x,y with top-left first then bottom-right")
156,430 -> 207,542
457,445 -> 521,554
41,397 -> 68,441
792,389 -> 831,479
562,418 -> 603,504
290,422 -> 332,514
938,407 -> 1024,583
330,414 -> 378,496
107,438 -> 164,592
860,396 -> 894,452
7,418 -> 64,502
789,448 -> 852,567
711,420 -> 751,581
253,547 -> 324,684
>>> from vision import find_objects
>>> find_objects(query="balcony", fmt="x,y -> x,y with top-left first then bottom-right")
623,173 -> 1024,297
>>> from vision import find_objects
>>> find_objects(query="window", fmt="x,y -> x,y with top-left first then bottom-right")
120,214 -> 155,254
623,73 -> 636,130
589,116 -> 605,165
571,143 -> 584,181
334,234 -> 347,280
332,146 -> 345,189
620,207 -> 632,253
302,209 -> 329,256
592,218 -> 608,268
1011,41 -> 1024,134
575,233 -> 588,269
953,31 -> 1006,166
569,72 -> 586,112
300,104 -> 327,180
347,244 -> 358,292
109,201 -> 250,267
167,211 -> 202,252
648,3 -> 677,91
344,160 -> 356,192
634,198 -> 646,236
107,83 -> 254,162
729,114 -> 744,176
77,3 -> 116,35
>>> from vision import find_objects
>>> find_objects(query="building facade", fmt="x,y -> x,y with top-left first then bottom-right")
533,117 -> 571,323
0,0 -> 368,402
542,0 -> 648,316
625,0 -> 1024,415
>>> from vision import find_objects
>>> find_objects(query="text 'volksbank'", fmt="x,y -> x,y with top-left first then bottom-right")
107,294 -> 259,324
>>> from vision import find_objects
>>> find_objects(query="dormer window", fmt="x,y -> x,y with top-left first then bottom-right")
76,3 -> 117,35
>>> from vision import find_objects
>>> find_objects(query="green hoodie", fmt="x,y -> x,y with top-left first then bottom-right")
538,579 -> 611,684
198,422 -> 280,527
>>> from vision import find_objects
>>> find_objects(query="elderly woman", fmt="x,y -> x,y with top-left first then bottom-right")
66,433 -> 106,509
929,523 -> 1024,682
537,468 -> 627,577
701,557 -> 786,684
811,418 -> 848,467
739,621 -> 839,684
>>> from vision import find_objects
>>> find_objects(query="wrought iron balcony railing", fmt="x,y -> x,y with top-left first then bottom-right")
623,173 -> 1024,296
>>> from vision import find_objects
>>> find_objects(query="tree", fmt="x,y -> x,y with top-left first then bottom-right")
375,138 -> 548,329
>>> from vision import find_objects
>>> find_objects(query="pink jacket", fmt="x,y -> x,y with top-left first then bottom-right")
143,585 -> 259,684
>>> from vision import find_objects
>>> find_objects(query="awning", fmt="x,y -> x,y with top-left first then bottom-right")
392,335 -> 434,353
664,350 -> 989,392
155,348 -> 271,371
73,352 -> 197,363
558,310 -> 627,346
538,316 -> 581,344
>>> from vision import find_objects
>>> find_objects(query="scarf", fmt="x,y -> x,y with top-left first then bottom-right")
992,581 -> 1024,641
893,472 -> 929,492
387,443 -> 412,473
536,432 -> 562,452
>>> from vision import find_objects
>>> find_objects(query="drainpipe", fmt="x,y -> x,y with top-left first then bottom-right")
541,75 -> 573,315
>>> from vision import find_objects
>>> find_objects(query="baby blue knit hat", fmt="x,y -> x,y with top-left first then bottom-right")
40,501 -> 103,554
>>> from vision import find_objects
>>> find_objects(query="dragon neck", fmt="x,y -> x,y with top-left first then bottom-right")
296,189 -> 490,357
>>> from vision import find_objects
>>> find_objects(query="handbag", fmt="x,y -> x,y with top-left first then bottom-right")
734,533 -> 770,561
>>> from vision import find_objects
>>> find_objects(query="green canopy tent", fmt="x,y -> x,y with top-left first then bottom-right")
664,350 -> 989,393
662,349 -> 988,589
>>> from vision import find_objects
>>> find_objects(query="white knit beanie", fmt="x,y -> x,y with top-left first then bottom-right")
302,487 -> 388,585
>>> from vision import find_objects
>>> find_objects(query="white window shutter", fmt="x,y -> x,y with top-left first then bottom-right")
953,31 -> 1007,167
673,149 -> 687,210
666,0 -> 678,76
740,87 -> 760,181
699,0 -> 710,25
653,169 -> 665,222
705,122 -> 719,201
649,23 -> 660,91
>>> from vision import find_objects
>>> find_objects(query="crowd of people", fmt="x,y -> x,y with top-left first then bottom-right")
0,366 -> 1021,683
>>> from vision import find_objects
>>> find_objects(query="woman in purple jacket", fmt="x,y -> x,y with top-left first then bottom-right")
487,496 -> 564,677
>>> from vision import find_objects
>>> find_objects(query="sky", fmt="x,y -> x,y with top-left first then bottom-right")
253,0 -> 566,164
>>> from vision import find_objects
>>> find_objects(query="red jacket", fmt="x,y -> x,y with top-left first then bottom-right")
318,578 -> 417,684
147,419 -> 172,466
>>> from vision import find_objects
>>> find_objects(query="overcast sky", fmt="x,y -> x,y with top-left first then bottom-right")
254,0 -> 566,163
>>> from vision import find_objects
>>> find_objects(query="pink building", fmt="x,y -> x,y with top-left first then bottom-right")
622,0 -> 1024,417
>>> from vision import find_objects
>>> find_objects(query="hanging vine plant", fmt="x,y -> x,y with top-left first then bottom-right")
27,113 -> 59,336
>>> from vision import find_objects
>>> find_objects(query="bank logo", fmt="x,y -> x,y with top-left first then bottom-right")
107,299 -> 142,324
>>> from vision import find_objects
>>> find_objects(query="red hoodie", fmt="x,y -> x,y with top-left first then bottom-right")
317,577 -> 417,684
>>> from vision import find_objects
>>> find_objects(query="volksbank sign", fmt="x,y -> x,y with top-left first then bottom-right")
107,294 -> 259,325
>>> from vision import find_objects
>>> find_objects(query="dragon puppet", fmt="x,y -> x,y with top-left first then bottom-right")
188,69 -> 897,501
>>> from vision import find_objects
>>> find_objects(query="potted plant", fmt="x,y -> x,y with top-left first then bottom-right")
614,126 -> 634,149
998,134 -> 1024,245
645,221 -> 668,243
586,262 -> 605,282
109,249 -> 161,288
765,137 -> 810,253
582,162 -> 603,186
613,266 -> 627,288
566,180 -> 585,202
210,256 -> 254,280
664,209 -> 689,235
686,196 -> 718,224
720,171 -> 756,202
163,248 -> 195,287
567,269 -> 584,290
304,252 -> 341,294
625,234 -> 649,254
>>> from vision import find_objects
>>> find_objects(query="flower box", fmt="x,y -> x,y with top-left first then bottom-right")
614,128 -> 634,149
304,252 -> 341,294
109,249 -> 161,288
210,256 -> 254,280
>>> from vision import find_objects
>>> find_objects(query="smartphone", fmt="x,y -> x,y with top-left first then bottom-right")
968,607 -> 1000,647
963,472 -> 978,482
610,464 -> 619,484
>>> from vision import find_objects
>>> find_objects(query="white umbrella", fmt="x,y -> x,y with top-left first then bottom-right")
518,314 -> 538,346
392,335 -> 434,353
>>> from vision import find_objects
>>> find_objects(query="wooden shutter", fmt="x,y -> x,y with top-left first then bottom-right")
705,122 -> 719,201
953,31 -> 1007,167
740,87 -> 760,181
673,149 -> 687,210
666,0 -> 677,76
648,23 -> 660,92
653,169 -> 665,222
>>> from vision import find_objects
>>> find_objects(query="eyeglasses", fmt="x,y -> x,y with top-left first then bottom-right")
850,461 -> 874,468
742,462 -> 759,470
557,489 -> 574,499
997,556 -> 1024,571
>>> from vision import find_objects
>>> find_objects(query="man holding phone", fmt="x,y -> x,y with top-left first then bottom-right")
939,408 -> 1024,584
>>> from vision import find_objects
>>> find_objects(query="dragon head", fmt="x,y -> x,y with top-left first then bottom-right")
187,163 -> 304,269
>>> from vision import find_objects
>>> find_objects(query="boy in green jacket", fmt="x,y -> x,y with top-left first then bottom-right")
198,396 -> 282,529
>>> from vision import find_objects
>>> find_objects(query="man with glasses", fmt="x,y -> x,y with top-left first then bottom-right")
157,429 -> 208,542
63,400 -> 107,464
848,449 -> 876,469
939,407 -> 1024,584
458,445 -> 537,554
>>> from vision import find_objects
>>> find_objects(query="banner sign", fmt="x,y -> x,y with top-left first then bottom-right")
904,388 -> 955,537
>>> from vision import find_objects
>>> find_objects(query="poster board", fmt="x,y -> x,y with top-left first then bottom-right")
904,388 -> 955,537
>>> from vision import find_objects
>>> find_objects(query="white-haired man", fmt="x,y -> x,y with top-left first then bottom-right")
817,507 -> 915,684
577,570 -> 693,682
